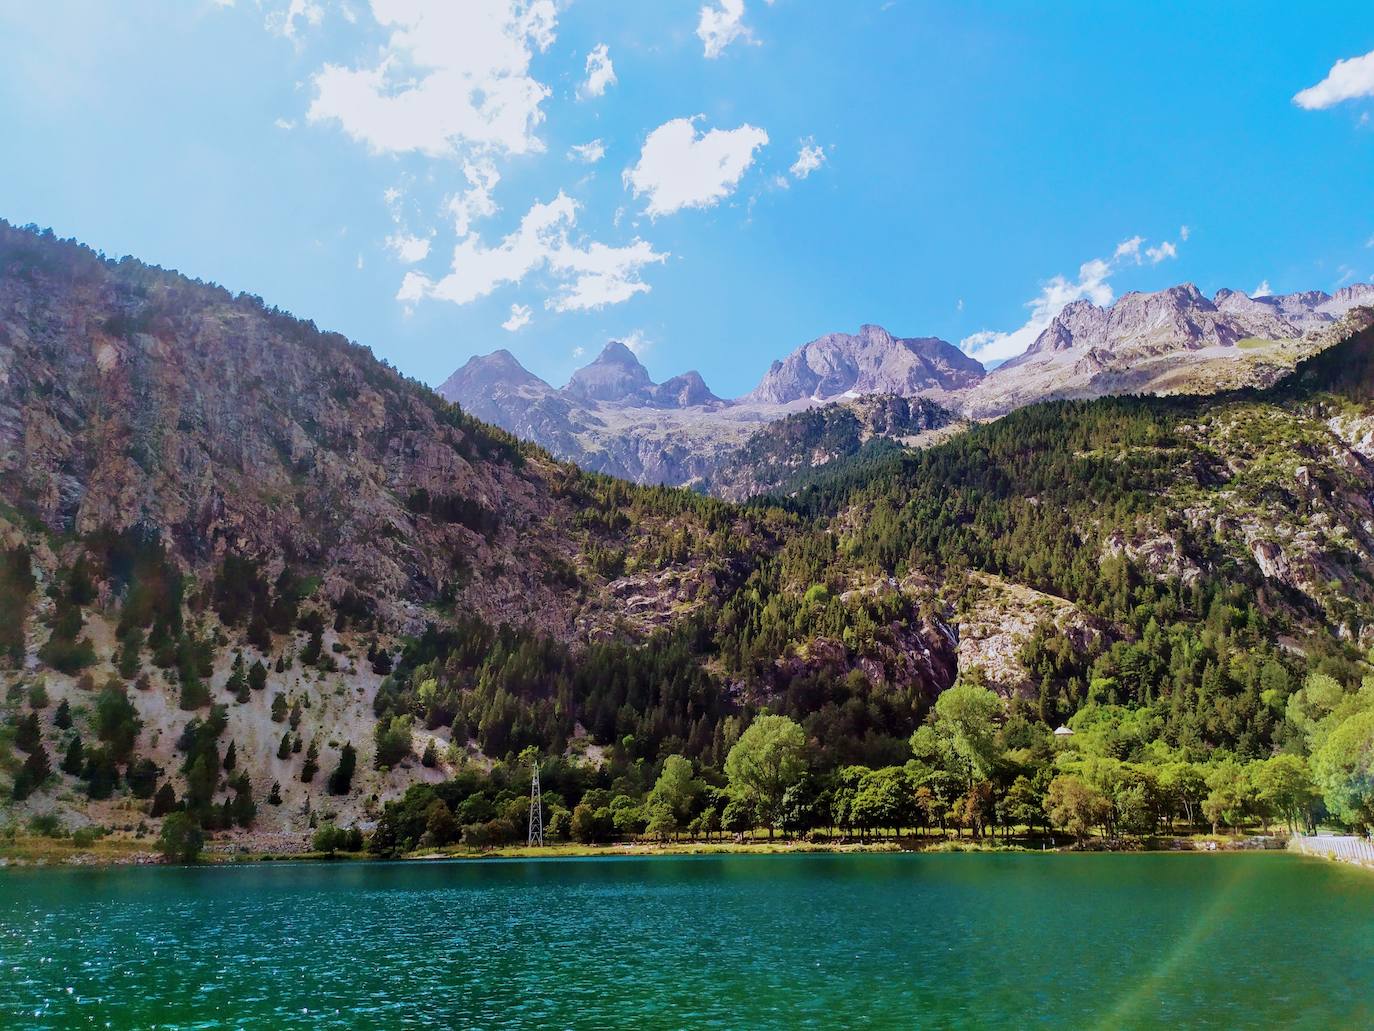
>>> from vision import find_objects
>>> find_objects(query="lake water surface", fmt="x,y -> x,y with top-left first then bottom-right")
1,852 -> 1371,1029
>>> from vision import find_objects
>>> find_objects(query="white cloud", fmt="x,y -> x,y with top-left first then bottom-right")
1145,241 -> 1177,264
569,139 -> 606,164
625,117 -> 768,216
273,117 -> 295,130
267,0 -> 323,39
386,233 -> 432,264
620,330 -> 650,355
697,0 -> 751,59
396,192 -> 666,312
1294,49 -> 1374,110
959,234 -> 1182,362
572,345 -> 585,359
790,139 -> 825,179
502,303 -> 532,331
579,43 -> 616,99
956,298 -> 964,312
1114,236 -> 1144,261
446,160 -> 501,237
307,0 -> 557,158
1253,279 -> 1272,297
1365,234 -> 1374,249
1179,225 -> 1191,241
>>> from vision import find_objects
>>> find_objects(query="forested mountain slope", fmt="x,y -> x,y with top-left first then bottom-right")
4,219 -> 1374,854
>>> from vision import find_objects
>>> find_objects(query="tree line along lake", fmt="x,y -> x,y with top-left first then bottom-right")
1,851 -> 1371,1029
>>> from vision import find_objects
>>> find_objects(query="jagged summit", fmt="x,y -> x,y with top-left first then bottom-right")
564,341 -> 655,402
743,324 -> 984,405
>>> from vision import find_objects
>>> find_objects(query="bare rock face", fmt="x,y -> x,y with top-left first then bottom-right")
564,341 -> 655,402
650,370 -> 719,408
961,285 -> 1374,419
0,222 -> 755,642
745,324 -> 984,405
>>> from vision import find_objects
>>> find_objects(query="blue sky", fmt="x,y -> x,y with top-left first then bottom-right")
1,1 -> 1371,397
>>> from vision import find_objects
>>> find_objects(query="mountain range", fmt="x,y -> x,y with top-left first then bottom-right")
442,283 -> 1374,488
5,219 -> 1374,854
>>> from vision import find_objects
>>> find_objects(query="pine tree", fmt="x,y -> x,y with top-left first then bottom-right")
267,781 -> 283,806
15,711 -> 40,753
421,738 -> 438,768
301,625 -> 323,667
223,740 -> 237,771
289,699 -> 302,730
327,742 -> 357,795
61,734 -> 85,776
230,773 -> 256,827
226,651 -> 248,702
150,782 -> 177,817
11,743 -> 51,800
127,757 -> 159,799
249,660 -> 268,692
53,698 -> 72,730
271,693 -> 288,723
301,740 -> 319,783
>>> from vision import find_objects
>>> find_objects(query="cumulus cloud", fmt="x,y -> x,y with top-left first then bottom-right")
396,192 -> 666,312
1180,225 -> 1191,241
1294,49 -> 1374,110
959,234 -> 1182,362
446,160 -> 502,237
307,0 -> 557,157
386,233 -> 432,264
1253,279 -> 1272,297
624,117 -> 768,216
790,139 -> 825,179
569,139 -> 606,164
697,0 -> 751,59
620,330 -> 650,355
502,303 -> 532,331
579,43 -> 616,99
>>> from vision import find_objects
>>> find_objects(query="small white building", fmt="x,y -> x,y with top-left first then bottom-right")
1053,725 -> 1075,738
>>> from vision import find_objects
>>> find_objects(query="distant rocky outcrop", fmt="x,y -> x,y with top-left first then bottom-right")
962,284 -> 1374,419
744,324 -> 984,404
439,325 -> 982,492
440,285 -> 1374,490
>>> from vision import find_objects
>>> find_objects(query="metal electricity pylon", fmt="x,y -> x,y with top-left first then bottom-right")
527,758 -> 544,847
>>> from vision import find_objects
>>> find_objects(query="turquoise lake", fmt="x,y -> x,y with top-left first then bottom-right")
1,852 -> 1371,1029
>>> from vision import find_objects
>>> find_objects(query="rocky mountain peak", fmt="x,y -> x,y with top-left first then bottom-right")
438,349 -> 551,400
650,370 -> 721,408
744,324 -> 984,405
564,341 -> 654,402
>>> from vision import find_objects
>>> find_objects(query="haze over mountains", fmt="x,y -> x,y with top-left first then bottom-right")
442,282 -> 1374,489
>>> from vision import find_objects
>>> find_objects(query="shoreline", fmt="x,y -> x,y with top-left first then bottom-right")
0,832 -> 1296,869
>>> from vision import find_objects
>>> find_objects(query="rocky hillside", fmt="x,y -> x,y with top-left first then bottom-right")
0,224 -> 777,641
963,284 -> 1374,418
705,394 -> 962,501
